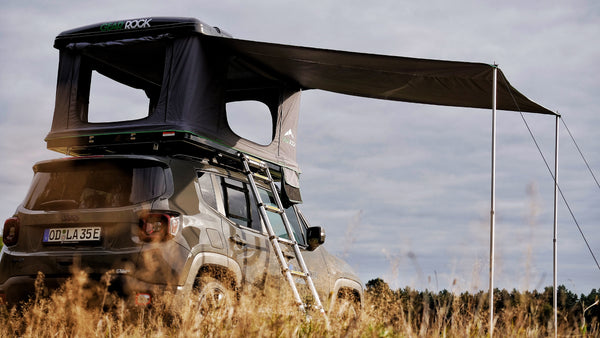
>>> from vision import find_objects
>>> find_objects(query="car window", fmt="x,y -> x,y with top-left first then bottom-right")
258,189 -> 286,238
297,210 -> 312,233
258,189 -> 305,246
217,175 -> 306,243
197,172 -> 217,210
220,177 -> 262,231
24,159 -> 167,210
285,206 -> 306,246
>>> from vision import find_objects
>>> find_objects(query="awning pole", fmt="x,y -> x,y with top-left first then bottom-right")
489,65 -> 498,337
553,114 -> 560,337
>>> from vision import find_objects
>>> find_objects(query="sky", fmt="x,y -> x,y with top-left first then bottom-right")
1,1 -> 598,294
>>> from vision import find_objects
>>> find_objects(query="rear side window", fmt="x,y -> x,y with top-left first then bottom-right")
197,172 -> 217,210
24,159 -> 167,210
220,177 -> 262,231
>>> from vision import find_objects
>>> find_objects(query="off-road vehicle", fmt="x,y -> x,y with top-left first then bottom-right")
1,152 -> 362,310
0,17 -> 362,312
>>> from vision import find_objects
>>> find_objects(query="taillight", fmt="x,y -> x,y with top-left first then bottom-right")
138,213 -> 180,242
3,217 -> 20,246
135,292 -> 152,306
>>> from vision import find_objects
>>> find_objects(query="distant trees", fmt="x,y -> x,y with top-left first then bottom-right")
365,278 -> 599,336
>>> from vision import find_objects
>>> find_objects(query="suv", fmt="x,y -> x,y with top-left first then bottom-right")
0,153 -> 362,309
0,16 -> 363,311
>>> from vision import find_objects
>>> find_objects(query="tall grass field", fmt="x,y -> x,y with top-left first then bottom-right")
0,270 -> 597,337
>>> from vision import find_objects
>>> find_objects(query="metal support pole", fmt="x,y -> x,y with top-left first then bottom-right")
489,65 -> 498,337
553,114 -> 560,337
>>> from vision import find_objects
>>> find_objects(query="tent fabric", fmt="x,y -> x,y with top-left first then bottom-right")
47,33 -> 303,174
210,36 -> 554,115
47,17 -> 554,202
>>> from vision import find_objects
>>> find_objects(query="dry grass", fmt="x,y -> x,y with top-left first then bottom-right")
0,272 -> 597,337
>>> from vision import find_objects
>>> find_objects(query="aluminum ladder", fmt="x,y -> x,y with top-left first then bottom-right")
239,153 -> 325,315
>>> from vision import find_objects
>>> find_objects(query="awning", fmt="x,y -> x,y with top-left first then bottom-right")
210,36 -> 555,115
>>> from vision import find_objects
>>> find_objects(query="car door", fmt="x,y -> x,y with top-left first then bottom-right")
217,176 -> 273,290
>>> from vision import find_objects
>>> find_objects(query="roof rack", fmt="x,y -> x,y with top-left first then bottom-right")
49,130 -> 284,175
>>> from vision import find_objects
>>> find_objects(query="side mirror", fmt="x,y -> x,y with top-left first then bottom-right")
306,226 -> 325,251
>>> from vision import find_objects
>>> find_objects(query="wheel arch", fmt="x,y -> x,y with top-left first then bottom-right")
331,278 -> 363,306
179,252 -> 242,294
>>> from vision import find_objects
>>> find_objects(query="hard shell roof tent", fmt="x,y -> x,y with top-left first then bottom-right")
47,16 -> 553,205
47,17 -> 303,202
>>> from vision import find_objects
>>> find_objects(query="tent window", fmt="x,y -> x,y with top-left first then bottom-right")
75,40 -> 166,123
87,71 -> 150,122
226,101 -> 274,145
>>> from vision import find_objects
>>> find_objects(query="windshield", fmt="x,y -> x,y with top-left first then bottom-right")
24,159 -> 167,210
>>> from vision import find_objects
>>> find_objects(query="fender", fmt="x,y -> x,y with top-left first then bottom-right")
177,252 -> 242,294
331,278 -> 363,306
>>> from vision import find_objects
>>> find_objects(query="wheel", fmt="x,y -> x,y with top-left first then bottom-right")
330,291 -> 360,322
194,276 -> 235,317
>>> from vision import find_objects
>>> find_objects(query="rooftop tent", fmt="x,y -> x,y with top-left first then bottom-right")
46,17 -> 553,206
48,18 -> 302,175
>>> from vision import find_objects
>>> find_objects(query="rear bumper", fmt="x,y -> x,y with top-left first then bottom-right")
0,272 -> 169,307
0,244 -> 189,307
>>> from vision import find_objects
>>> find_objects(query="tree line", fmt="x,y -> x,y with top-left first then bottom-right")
365,278 -> 599,335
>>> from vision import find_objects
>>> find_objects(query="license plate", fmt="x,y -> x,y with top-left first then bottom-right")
43,227 -> 101,243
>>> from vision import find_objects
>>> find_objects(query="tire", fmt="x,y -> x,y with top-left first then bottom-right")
194,276 -> 235,317
330,290 -> 360,322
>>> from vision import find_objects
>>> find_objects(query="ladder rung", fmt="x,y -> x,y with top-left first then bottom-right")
263,204 -> 283,214
289,269 -> 308,277
252,172 -> 271,183
245,155 -> 267,169
276,237 -> 296,246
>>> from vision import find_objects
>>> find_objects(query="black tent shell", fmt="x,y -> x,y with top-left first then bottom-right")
53,17 -> 231,47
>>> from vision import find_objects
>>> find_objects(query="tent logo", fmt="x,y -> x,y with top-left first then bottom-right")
283,129 -> 296,147
124,18 -> 152,30
100,21 -> 125,32
100,19 -> 152,32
